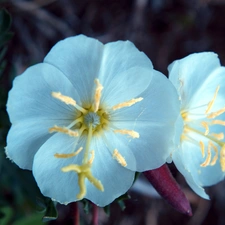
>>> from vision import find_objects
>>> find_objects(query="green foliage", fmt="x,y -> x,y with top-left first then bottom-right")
0,9 -> 13,48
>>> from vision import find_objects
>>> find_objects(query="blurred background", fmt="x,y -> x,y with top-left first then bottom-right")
1,0 -> 225,224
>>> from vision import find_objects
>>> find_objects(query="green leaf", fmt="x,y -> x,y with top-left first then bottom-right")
0,9 -> 12,34
0,207 -> 13,225
0,32 -> 14,48
82,199 -> 91,214
103,205 -> 110,216
42,200 -> 58,222
12,213 -> 48,225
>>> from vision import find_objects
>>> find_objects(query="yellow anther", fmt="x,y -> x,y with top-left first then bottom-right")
112,97 -> 143,110
114,129 -> 140,138
181,110 -> 189,121
201,121 -> 209,135
52,92 -> 76,106
54,147 -> 83,159
113,149 -> 127,167
210,142 -> 218,166
87,150 -> 95,165
211,133 -> 224,140
211,120 -> 225,126
205,86 -> 220,114
49,125 -> 79,137
199,141 -> 205,157
220,145 -> 225,172
200,142 -> 211,167
61,164 -> 81,173
207,107 -> 225,119
93,79 -> 103,112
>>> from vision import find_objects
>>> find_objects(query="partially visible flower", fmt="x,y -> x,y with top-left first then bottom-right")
6,35 -> 180,206
168,52 -> 225,199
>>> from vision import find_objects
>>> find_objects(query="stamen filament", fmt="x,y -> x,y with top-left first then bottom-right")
83,124 -> 93,163
52,92 -> 88,114
201,121 -> 209,135
220,145 -> 225,171
49,125 -> 79,137
210,142 -> 218,166
112,97 -> 143,110
211,120 -> 225,126
205,86 -> 220,114
211,133 -> 224,140
52,92 -> 76,106
200,142 -> 211,167
54,147 -> 83,159
113,149 -> 127,167
93,79 -> 103,112
114,129 -> 139,138
207,107 -> 225,119
199,141 -> 205,157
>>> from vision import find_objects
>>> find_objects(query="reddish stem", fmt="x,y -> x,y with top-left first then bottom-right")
143,164 -> 192,216
72,202 -> 80,225
92,203 -> 99,225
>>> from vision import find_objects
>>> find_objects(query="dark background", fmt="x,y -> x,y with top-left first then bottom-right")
1,0 -> 225,224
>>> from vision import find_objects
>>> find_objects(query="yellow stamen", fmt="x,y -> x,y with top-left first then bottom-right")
181,110 -> 189,121
49,125 -> 79,137
207,107 -> 225,119
112,97 -> 143,110
52,92 -> 76,106
113,149 -> 127,167
76,174 -> 86,199
211,133 -> 224,140
210,142 -> 218,166
205,86 -> 220,114
94,79 -> 103,112
114,129 -> 140,138
201,121 -> 209,135
211,120 -> 225,126
220,145 -> 225,172
61,164 -> 81,173
61,161 -> 104,200
199,141 -> 205,157
87,150 -> 95,165
200,142 -> 211,167
54,147 -> 83,159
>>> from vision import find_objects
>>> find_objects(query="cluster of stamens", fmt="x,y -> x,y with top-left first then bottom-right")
181,85 -> 225,171
48,79 -> 142,199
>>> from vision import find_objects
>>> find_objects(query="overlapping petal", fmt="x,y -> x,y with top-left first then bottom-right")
110,70 -> 180,171
33,132 -> 134,206
169,52 -> 225,199
168,52 -> 220,108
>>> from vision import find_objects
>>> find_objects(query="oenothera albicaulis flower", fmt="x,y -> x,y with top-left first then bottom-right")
6,35 -> 180,206
168,52 -> 225,199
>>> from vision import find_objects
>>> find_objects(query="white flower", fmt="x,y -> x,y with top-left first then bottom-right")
169,52 -> 225,199
6,35 -> 180,206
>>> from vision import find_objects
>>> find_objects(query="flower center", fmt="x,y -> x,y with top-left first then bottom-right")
180,85 -> 225,171
48,79 -> 143,200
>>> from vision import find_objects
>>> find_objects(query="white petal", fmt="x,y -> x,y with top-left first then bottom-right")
33,133 -> 85,204
110,70 -> 181,171
85,136 -> 135,206
44,35 -> 104,104
168,52 -> 220,108
33,132 -> 134,206
98,41 -> 153,106
180,132 -> 224,186
7,63 -> 79,123
6,118 -> 71,170
172,148 -> 210,199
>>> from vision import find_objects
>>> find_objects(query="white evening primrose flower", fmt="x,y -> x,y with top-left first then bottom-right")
169,52 -> 225,199
6,35 -> 180,206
